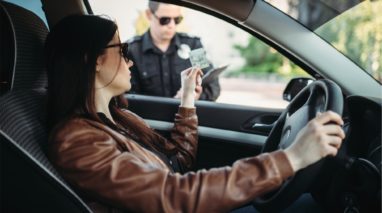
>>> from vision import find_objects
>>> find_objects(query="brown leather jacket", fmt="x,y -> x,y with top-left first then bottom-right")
49,107 -> 294,213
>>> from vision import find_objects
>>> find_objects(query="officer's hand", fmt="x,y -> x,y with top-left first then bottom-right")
194,74 -> 202,100
174,89 -> 182,99
194,85 -> 202,100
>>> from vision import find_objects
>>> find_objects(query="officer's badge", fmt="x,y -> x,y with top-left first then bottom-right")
177,44 -> 191,59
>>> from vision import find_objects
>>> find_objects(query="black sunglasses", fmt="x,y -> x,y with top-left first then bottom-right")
152,12 -> 183,26
104,42 -> 129,63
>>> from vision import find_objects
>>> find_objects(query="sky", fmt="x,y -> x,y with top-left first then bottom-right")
88,0 -> 250,68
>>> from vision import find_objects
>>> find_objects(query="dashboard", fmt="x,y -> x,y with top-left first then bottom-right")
312,95 -> 381,212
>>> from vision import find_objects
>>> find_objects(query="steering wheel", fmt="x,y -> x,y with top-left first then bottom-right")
253,79 -> 343,212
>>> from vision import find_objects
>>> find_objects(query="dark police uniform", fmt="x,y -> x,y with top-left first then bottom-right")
127,30 -> 220,101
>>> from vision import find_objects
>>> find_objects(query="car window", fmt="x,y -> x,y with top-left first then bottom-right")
3,0 -> 48,26
88,0 -> 311,109
265,0 -> 382,84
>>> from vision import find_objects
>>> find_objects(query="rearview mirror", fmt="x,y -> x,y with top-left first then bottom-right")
283,78 -> 314,102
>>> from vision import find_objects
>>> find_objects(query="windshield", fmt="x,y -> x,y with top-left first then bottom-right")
265,0 -> 382,83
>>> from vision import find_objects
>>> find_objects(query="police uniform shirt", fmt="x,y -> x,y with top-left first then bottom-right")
127,30 -> 220,101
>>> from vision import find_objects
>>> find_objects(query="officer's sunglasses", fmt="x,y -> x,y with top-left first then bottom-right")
152,12 -> 183,26
104,42 -> 130,63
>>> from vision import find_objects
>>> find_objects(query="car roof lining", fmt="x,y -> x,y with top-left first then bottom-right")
160,0 -> 255,22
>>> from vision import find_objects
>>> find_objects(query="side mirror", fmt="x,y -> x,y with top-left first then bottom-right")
283,78 -> 314,102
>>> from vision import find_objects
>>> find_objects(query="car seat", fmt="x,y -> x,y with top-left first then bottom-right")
0,1 -> 92,212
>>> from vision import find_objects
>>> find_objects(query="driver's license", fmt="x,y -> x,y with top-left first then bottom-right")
189,48 -> 210,69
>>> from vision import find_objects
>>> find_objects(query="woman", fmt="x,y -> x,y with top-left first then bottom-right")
46,15 -> 345,213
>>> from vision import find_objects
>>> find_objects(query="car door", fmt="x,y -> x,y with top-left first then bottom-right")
126,94 -> 283,170
87,0 -> 314,170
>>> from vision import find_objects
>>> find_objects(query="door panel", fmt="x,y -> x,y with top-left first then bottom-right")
126,94 -> 283,169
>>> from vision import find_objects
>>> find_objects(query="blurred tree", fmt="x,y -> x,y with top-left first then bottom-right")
316,0 -> 382,82
233,38 -> 282,74
232,36 -> 307,78
134,11 -> 149,35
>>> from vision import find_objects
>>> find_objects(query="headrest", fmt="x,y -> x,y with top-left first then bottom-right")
0,1 -> 49,92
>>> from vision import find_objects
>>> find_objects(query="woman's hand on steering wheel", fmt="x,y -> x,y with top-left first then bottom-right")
284,111 -> 345,172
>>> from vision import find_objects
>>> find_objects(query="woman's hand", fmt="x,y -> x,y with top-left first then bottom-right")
284,111 -> 346,172
178,67 -> 203,108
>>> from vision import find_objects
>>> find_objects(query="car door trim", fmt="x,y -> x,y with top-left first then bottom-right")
145,119 -> 267,147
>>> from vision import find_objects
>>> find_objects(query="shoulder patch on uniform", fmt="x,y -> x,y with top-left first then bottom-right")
127,35 -> 142,44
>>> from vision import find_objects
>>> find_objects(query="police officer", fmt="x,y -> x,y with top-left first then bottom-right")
127,2 -> 220,101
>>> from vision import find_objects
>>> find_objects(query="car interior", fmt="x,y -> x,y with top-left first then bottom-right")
0,0 -> 380,212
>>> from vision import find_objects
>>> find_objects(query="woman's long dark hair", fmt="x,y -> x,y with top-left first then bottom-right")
45,15 -> 176,155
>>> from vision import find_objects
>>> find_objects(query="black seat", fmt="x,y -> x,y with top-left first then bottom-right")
0,2 -> 91,212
